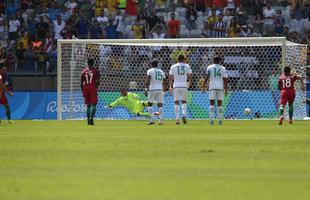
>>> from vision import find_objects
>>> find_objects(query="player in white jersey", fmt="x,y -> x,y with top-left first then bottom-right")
169,55 -> 193,125
202,56 -> 228,125
145,59 -> 166,125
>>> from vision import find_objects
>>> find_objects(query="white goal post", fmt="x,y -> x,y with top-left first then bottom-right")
57,37 -> 307,120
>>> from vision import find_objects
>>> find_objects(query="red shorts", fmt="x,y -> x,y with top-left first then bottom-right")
280,90 -> 295,106
83,86 -> 98,105
0,93 -> 8,105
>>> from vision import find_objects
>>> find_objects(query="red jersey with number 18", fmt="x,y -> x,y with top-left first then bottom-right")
81,67 -> 100,105
278,74 -> 297,105
278,74 -> 297,91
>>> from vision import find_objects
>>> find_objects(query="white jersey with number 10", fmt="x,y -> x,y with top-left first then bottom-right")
207,64 -> 227,90
169,62 -> 192,88
147,68 -> 165,91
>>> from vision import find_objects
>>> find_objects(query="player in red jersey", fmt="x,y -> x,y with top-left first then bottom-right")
81,59 -> 100,125
0,66 -> 14,124
278,66 -> 305,125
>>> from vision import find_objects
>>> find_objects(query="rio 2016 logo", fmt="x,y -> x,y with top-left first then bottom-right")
47,101 -> 86,113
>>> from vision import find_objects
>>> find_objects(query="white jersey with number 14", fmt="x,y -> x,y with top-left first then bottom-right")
169,62 -> 192,88
207,64 -> 227,90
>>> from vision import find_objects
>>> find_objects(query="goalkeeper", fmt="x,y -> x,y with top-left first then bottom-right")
106,88 -> 150,117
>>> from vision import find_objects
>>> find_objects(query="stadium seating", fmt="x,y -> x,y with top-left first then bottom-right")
0,0 -> 308,75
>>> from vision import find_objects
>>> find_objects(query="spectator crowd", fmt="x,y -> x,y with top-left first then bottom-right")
0,0 -> 309,75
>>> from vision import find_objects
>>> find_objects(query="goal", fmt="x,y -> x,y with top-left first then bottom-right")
57,38 -> 307,120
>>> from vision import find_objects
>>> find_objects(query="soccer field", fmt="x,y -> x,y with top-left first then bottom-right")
0,120 -> 310,200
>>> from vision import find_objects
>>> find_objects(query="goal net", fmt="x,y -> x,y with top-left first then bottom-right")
57,38 -> 307,120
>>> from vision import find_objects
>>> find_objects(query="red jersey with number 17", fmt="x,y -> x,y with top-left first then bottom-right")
81,67 -> 100,89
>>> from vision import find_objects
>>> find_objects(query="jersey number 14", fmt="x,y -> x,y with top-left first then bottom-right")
214,68 -> 221,78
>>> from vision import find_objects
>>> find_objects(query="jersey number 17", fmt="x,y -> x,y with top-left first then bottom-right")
85,72 -> 94,84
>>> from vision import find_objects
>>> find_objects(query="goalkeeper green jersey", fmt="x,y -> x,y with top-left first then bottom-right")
109,92 -> 146,114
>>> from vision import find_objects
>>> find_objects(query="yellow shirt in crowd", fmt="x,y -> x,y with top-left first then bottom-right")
132,24 -> 143,39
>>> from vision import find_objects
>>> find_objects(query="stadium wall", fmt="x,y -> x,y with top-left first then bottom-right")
307,80 -> 310,117
0,91 -> 308,120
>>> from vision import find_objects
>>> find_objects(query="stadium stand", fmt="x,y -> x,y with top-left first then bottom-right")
0,0 -> 309,78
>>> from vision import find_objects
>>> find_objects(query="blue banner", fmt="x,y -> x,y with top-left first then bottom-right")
307,80 -> 310,117
0,91 -> 307,120
0,92 -> 57,120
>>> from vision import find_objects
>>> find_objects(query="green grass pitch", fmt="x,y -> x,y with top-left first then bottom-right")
0,120 -> 310,200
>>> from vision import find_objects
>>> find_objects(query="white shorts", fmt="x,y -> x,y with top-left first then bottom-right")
148,90 -> 164,104
173,88 -> 188,101
209,90 -> 224,101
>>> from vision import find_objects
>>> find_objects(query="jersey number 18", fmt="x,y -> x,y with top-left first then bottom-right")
282,78 -> 291,88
